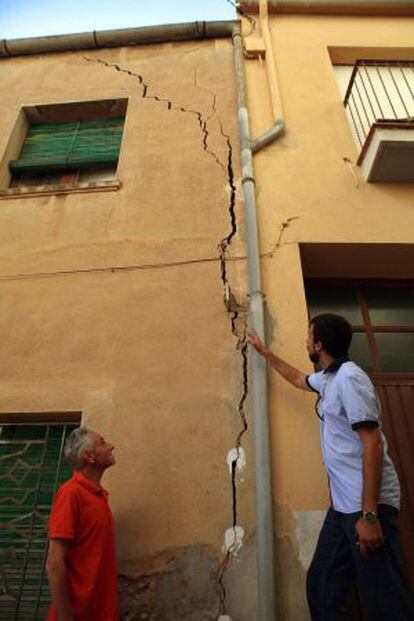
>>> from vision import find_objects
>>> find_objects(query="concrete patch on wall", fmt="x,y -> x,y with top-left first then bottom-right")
119,572 -> 157,621
222,534 -> 258,621
293,509 -> 326,570
223,525 -> 245,555
118,541 -> 258,621
264,300 -> 276,348
273,503 -> 312,621
226,447 -> 246,474
153,546 -> 220,621
218,506 -> 322,621
119,546 -> 220,621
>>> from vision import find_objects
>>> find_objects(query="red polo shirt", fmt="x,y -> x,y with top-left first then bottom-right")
46,471 -> 118,621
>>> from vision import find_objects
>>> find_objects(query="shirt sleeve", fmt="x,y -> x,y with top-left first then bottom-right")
306,371 -> 322,394
338,368 -> 380,430
49,485 -> 79,540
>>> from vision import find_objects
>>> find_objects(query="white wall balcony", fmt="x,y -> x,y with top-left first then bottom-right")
343,60 -> 414,183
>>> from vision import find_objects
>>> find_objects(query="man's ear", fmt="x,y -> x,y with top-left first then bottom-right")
314,340 -> 323,353
83,449 -> 95,464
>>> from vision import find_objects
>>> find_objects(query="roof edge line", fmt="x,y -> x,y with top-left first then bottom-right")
0,20 -> 239,58
239,0 -> 414,15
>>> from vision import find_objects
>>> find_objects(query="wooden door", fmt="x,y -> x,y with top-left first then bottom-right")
374,377 -> 414,593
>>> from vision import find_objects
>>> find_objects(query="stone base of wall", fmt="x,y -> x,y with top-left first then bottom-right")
118,540 -> 258,621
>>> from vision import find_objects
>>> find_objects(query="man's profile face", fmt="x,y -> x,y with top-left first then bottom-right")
85,431 -> 116,470
306,323 -> 321,364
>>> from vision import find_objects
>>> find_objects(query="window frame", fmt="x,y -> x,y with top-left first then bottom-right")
305,278 -> 414,378
0,99 -> 127,199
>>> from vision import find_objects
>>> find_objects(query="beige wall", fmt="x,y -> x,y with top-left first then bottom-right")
2,15 -> 413,620
244,13 -> 414,620
0,39 -> 257,619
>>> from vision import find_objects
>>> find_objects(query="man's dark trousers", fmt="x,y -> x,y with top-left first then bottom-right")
307,504 -> 414,621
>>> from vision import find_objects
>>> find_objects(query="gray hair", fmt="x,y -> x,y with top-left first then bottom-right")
64,427 -> 94,470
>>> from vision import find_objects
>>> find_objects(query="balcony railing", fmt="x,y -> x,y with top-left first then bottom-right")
344,60 -> 414,149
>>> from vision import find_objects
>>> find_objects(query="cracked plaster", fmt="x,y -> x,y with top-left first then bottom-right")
80,51 -> 251,613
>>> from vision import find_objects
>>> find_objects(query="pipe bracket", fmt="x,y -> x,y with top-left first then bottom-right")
247,291 -> 266,298
242,176 -> 256,185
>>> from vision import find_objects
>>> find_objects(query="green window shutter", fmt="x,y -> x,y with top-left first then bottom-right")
9,118 -> 124,174
0,424 -> 76,621
9,123 -> 78,172
67,119 -> 124,168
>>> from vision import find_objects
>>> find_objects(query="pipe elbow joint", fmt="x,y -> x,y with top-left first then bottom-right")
250,119 -> 285,154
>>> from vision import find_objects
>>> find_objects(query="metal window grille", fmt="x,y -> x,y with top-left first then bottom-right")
0,423 -> 76,621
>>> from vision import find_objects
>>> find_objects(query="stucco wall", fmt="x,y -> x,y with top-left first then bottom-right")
2,15 -> 413,620
0,38 -> 256,620
244,13 -> 414,620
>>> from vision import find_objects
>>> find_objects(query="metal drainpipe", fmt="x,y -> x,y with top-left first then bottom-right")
232,23 -> 282,621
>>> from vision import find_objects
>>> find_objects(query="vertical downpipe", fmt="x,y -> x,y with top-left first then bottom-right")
232,25 -> 276,621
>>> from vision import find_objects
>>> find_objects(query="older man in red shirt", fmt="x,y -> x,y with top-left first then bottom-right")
46,427 -> 118,621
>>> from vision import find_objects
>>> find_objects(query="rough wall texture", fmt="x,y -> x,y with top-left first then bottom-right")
118,546 -> 221,621
119,572 -> 157,621
153,547 -> 220,620
0,37 -> 257,618
118,540 -> 259,621
3,12 -> 413,619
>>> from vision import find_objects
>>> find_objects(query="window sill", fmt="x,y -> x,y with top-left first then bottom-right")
0,179 -> 121,200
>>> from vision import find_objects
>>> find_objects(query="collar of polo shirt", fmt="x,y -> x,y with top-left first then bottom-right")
73,470 -> 109,497
323,355 -> 350,374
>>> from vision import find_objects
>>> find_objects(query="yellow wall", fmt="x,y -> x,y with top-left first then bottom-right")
0,38 -> 257,619
244,13 -> 414,619
2,15 -> 413,619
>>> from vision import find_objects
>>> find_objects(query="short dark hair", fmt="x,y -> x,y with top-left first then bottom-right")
310,313 -> 352,358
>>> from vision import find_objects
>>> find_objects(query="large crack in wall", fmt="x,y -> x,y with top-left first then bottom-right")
216,124 -> 249,619
80,52 -> 249,617
81,55 -> 226,172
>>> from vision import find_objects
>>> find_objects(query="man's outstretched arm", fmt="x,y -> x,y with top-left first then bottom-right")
248,330 -> 311,391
